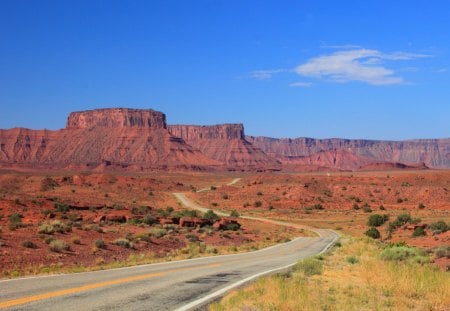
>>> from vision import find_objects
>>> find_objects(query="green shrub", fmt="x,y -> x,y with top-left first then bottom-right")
149,228 -> 167,238
352,203 -> 360,210
295,257 -> 323,276
49,239 -> 70,252
186,234 -> 199,242
254,201 -> 262,208
9,213 -> 22,225
367,214 -> 389,227
142,214 -> 158,225
203,210 -> 220,222
418,202 -> 425,209
434,246 -> 450,259
40,176 -> 59,191
380,245 -> 430,264
362,203 -> 372,213
230,210 -> 240,217
346,256 -> 358,264
54,202 -> 69,213
113,238 -> 132,248
429,221 -> 448,234
365,227 -> 381,239
412,227 -> 426,237
38,221 -> 72,234
21,240 -> 37,248
313,204 -> 324,210
95,239 -> 106,249
225,223 -> 241,231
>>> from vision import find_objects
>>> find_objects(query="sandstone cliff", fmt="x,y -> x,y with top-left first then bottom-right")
0,109 -> 218,171
246,136 -> 450,169
168,124 -> 280,169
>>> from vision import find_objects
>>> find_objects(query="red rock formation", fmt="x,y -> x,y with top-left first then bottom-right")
247,136 -> 450,169
168,124 -> 280,170
0,108 -> 219,171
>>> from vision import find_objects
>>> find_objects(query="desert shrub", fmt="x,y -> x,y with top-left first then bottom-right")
95,239 -> 106,249
256,191 -> 263,196
142,214 -> 158,226
113,238 -> 132,248
295,257 -> 323,276
222,194 -> 229,200
429,221 -> 448,234
352,203 -> 360,210
396,198 -> 404,203
49,239 -> 70,252
41,176 -> 59,191
362,203 -> 372,213
379,205 -> 386,210
21,240 -> 37,249
210,185 -> 217,190
54,201 -> 69,213
434,246 -> 450,259
203,210 -> 220,222
71,236 -> 81,244
149,228 -> 167,238
225,222 -> 241,231
230,210 -> 240,217
347,256 -> 358,264
390,213 -> 412,229
174,209 -> 199,218
418,202 -> 425,209
365,227 -> 381,239
186,234 -> 199,242
44,236 -> 55,244
367,214 -> 389,227
211,202 -> 218,207
131,205 -> 150,215
9,213 -> 23,225
412,227 -> 426,237
38,220 -> 72,234
380,245 -> 430,264
313,204 -> 324,210
254,201 -> 262,208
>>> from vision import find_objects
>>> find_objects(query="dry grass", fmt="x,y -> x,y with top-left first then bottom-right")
210,237 -> 450,311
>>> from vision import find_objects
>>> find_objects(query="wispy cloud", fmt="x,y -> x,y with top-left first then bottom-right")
248,69 -> 289,80
295,49 -> 431,85
289,81 -> 313,88
248,47 -> 432,86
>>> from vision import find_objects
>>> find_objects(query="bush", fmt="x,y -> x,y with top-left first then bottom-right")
362,203 -> 372,213
346,256 -> 358,264
412,227 -> 426,237
41,176 -> 59,191
256,191 -> 263,196
149,228 -> 167,238
230,210 -> 240,217
434,246 -> 450,259
295,257 -> 323,276
9,213 -> 22,225
186,234 -> 199,243
429,221 -> 448,234
113,238 -> 132,248
222,194 -> 229,200
397,213 -> 412,225
418,202 -> 425,209
367,214 -> 389,227
225,223 -> 241,231
380,245 -> 430,264
21,240 -> 37,249
254,201 -> 262,208
71,236 -> 81,245
54,201 -> 69,213
210,186 -> 217,190
203,210 -> 220,222
313,204 -> 324,210
94,239 -> 106,249
38,221 -> 72,234
142,214 -> 158,226
49,239 -> 70,252
352,203 -> 360,210
365,227 -> 381,239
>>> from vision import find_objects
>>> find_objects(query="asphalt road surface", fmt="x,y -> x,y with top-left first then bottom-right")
1,192 -> 338,311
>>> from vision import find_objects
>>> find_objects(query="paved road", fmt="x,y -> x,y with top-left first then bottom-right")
0,191 -> 337,311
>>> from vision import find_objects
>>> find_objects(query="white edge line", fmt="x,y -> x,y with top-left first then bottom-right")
175,232 -> 339,311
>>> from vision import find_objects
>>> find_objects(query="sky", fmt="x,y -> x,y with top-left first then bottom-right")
0,0 -> 449,140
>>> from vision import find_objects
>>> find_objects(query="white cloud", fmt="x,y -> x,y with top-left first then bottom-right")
289,81 -> 313,87
248,47 -> 431,86
249,69 -> 288,80
295,49 -> 417,85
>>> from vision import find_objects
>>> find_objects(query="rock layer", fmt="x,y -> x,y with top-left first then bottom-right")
168,124 -> 280,169
247,136 -> 450,169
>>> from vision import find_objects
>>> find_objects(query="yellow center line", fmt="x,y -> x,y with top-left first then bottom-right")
0,263 -> 221,309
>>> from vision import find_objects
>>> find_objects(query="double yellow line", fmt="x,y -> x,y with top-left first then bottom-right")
0,263 -> 220,309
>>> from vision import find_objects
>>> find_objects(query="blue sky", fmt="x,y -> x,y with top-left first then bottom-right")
0,1 -> 449,139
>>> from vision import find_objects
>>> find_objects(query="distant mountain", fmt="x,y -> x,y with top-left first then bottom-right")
0,108 -> 448,171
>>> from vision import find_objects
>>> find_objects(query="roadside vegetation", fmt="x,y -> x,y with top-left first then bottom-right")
210,237 -> 450,311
